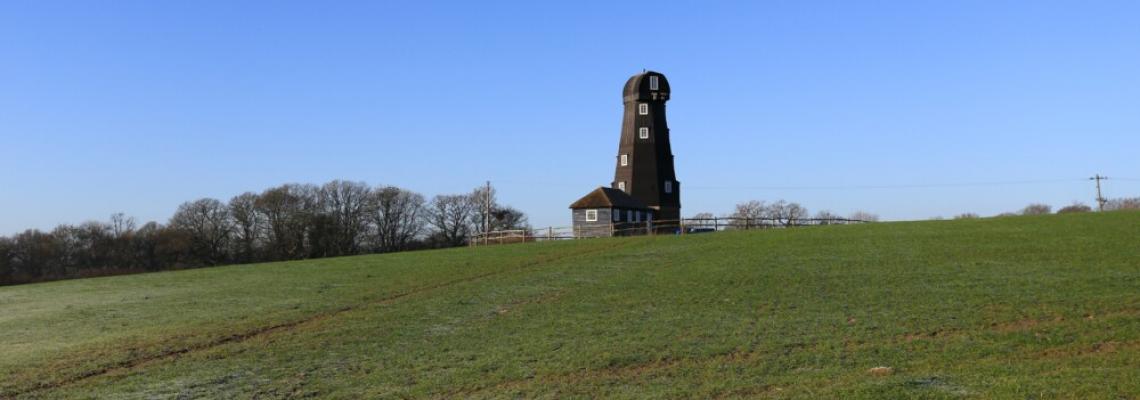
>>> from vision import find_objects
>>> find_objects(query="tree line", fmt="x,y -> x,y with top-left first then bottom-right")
0,180 -> 528,286
730,200 -> 881,225
952,197 -> 1140,219
688,200 -> 880,229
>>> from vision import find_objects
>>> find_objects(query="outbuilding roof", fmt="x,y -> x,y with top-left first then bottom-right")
569,187 -> 653,210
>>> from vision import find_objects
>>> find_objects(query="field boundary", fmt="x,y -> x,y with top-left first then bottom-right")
471,217 -> 869,245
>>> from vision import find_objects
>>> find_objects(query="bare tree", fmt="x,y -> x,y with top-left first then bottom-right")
170,198 -> 233,265
370,186 -> 426,252
461,184 -> 529,235
8,230 -> 58,280
291,184 -> 325,258
0,237 -> 13,284
849,211 -> 880,222
768,200 -> 809,227
228,192 -> 263,262
50,225 -> 83,273
53,221 -> 112,273
131,221 -> 164,271
954,213 -> 980,219
689,212 -> 716,230
319,180 -> 372,256
813,210 -> 840,225
1105,197 -> 1140,211
1021,203 -> 1052,216
256,184 -> 312,260
468,184 -> 497,236
425,194 -> 475,247
109,213 -> 136,238
729,200 -> 766,229
105,213 -> 136,268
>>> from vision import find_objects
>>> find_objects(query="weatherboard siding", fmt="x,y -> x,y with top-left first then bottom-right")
572,208 -> 614,237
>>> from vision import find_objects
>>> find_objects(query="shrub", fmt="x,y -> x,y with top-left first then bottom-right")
1105,197 -> 1140,211
1057,202 -> 1092,214
1021,204 -> 1052,216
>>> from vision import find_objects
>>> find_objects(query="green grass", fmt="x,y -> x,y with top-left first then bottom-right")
2,213 -> 1138,399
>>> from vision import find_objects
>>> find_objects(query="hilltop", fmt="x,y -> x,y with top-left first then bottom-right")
1,213 -> 1138,399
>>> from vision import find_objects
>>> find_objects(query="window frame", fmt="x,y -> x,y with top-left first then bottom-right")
638,103 -> 648,115
585,209 -> 598,222
620,154 -> 628,166
649,76 -> 659,91
664,181 -> 673,194
639,127 -> 649,139
613,209 -> 621,222
617,181 -> 626,191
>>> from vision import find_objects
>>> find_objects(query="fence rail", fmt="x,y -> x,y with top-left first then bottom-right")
469,217 -> 869,246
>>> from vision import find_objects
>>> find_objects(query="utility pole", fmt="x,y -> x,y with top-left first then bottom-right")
1090,174 -> 1109,212
484,181 -> 491,245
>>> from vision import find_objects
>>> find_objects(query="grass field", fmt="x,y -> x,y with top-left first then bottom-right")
1,212 -> 1138,399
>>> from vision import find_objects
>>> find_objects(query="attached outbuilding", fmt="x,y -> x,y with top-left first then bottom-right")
569,187 -> 655,237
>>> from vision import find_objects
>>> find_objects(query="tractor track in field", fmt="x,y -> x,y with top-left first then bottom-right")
5,240 -> 635,399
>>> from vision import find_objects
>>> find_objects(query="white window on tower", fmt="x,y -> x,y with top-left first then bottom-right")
618,181 -> 626,191
638,103 -> 648,115
650,76 -> 659,91
585,209 -> 597,222
664,181 -> 673,194
620,154 -> 628,166
639,127 -> 649,139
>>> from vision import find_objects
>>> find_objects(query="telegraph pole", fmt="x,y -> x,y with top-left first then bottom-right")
1090,174 -> 1109,212
484,181 -> 491,245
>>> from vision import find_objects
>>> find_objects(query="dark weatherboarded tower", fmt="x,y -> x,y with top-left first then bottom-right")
612,71 -> 680,222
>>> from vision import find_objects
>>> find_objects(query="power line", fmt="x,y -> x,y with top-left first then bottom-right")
495,176 -> 1138,192
687,178 -> 1086,191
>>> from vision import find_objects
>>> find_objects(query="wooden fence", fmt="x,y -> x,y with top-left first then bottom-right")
469,217 -> 869,246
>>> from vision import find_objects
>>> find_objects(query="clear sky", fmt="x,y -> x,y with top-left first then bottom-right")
2,1 -> 1140,234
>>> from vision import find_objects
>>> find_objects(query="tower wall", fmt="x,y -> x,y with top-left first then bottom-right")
611,72 -> 681,222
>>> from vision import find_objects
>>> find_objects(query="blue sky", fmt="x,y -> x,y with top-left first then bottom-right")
2,1 -> 1140,234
